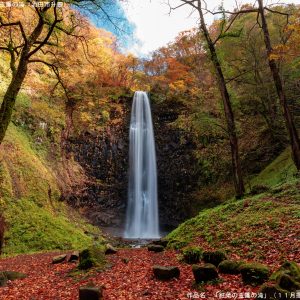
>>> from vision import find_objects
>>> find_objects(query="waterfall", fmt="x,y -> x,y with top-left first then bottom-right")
124,91 -> 160,239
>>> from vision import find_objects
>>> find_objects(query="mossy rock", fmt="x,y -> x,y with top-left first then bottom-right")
167,239 -> 189,250
182,246 -> 203,264
202,250 -> 227,267
152,239 -> 169,248
250,184 -> 270,195
152,239 -> 168,248
0,271 -> 27,287
270,261 -> 300,283
153,266 -> 180,281
218,260 -> 244,275
147,244 -> 164,253
52,254 -> 67,264
278,274 -> 300,291
192,263 -> 219,283
79,286 -> 103,300
239,263 -> 270,285
259,282 -> 290,300
78,246 -> 106,270
105,244 -> 117,255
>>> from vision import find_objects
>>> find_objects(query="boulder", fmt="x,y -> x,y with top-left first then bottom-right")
202,251 -> 227,267
147,244 -> 164,253
152,239 -> 168,248
270,261 -> 300,287
52,254 -> 67,264
122,258 -> 129,264
0,271 -> 27,287
153,266 -> 180,280
192,264 -> 219,283
79,249 -> 95,270
182,246 -> 202,264
105,244 -> 117,255
250,184 -> 270,195
278,273 -> 300,291
239,263 -> 269,285
78,247 -> 106,270
68,251 -> 79,262
259,282 -> 290,300
79,286 -> 103,300
218,260 -> 244,275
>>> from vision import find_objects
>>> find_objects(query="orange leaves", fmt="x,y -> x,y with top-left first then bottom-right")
0,248 -> 270,300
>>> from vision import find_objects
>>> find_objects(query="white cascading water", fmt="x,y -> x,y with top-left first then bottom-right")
124,91 -> 160,239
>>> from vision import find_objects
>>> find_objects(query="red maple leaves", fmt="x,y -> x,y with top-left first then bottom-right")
0,249 -> 266,300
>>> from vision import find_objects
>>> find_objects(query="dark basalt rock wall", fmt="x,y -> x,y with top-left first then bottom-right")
67,96 -> 131,228
152,102 -> 199,229
67,95 -> 199,232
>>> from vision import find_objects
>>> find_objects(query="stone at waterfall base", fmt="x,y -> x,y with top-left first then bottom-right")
153,266 -> 180,280
79,286 -> 103,300
202,250 -> 227,267
52,254 -> 67,264
105,244 -> 117,255
68,251 -> 79,262
239,263 -> 270,285
0,271 -> 27,287
192,264 -> 219,283
147,244 -> 164,252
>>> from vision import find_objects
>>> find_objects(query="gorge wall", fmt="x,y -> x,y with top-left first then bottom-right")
67,95 -> 199,232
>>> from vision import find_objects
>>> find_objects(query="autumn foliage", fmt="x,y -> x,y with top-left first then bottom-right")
0,214 -> 5,254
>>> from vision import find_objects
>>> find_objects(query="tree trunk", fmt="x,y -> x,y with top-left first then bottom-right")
258,0 -> 300,170
0,57 -> 28,144
61,99 -> 76,157
0,15 -> 45,145
198,1 -> 245,198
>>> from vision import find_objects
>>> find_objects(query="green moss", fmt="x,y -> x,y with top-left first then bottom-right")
202,250 -> 227,267
239,263 -> 270,285
218,260 -> 244,274
251,148 -> 296,188
270,261 -> 300,291
3,199 -> 96,254
270,261 -> 300,282
167,239 -> 190,250
0,125 -> 102,255
166,177 -> 300,263
259,282 -> 290,300
78,246 -> 106,270
181,246 -> 203,264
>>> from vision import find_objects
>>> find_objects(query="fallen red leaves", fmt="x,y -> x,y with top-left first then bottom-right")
0,249 -> 263,300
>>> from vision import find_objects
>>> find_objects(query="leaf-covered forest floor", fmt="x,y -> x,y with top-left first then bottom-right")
0,248 -> 260,300
167,180 -> 300,267
0,133 -> 299,299
0,181 -> 299,300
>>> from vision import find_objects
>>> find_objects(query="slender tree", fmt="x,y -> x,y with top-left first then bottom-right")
0,0 -> 123,145
173,0 -> 245,198
0,0 -> 63,144
257,0 -> 300,170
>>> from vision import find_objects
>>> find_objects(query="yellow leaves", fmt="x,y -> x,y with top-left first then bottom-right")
110,118 -> 122,125
101,110 -> 110,122
80,112 -> 92,123
270,44 -> 290,61
169,80 -> 187,93
190,87 -> 201,97
269,53 -> 281,61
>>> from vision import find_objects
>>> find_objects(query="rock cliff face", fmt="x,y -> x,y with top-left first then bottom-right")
68,95 -> 199,233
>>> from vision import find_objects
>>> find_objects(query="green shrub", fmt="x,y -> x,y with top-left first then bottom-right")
182,246 -> 203,264
167,239 -> 189,250
78,246 -> 106,270
239,263 -> 270,285
203,250 -> 227,266
218,260 -> 244,274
